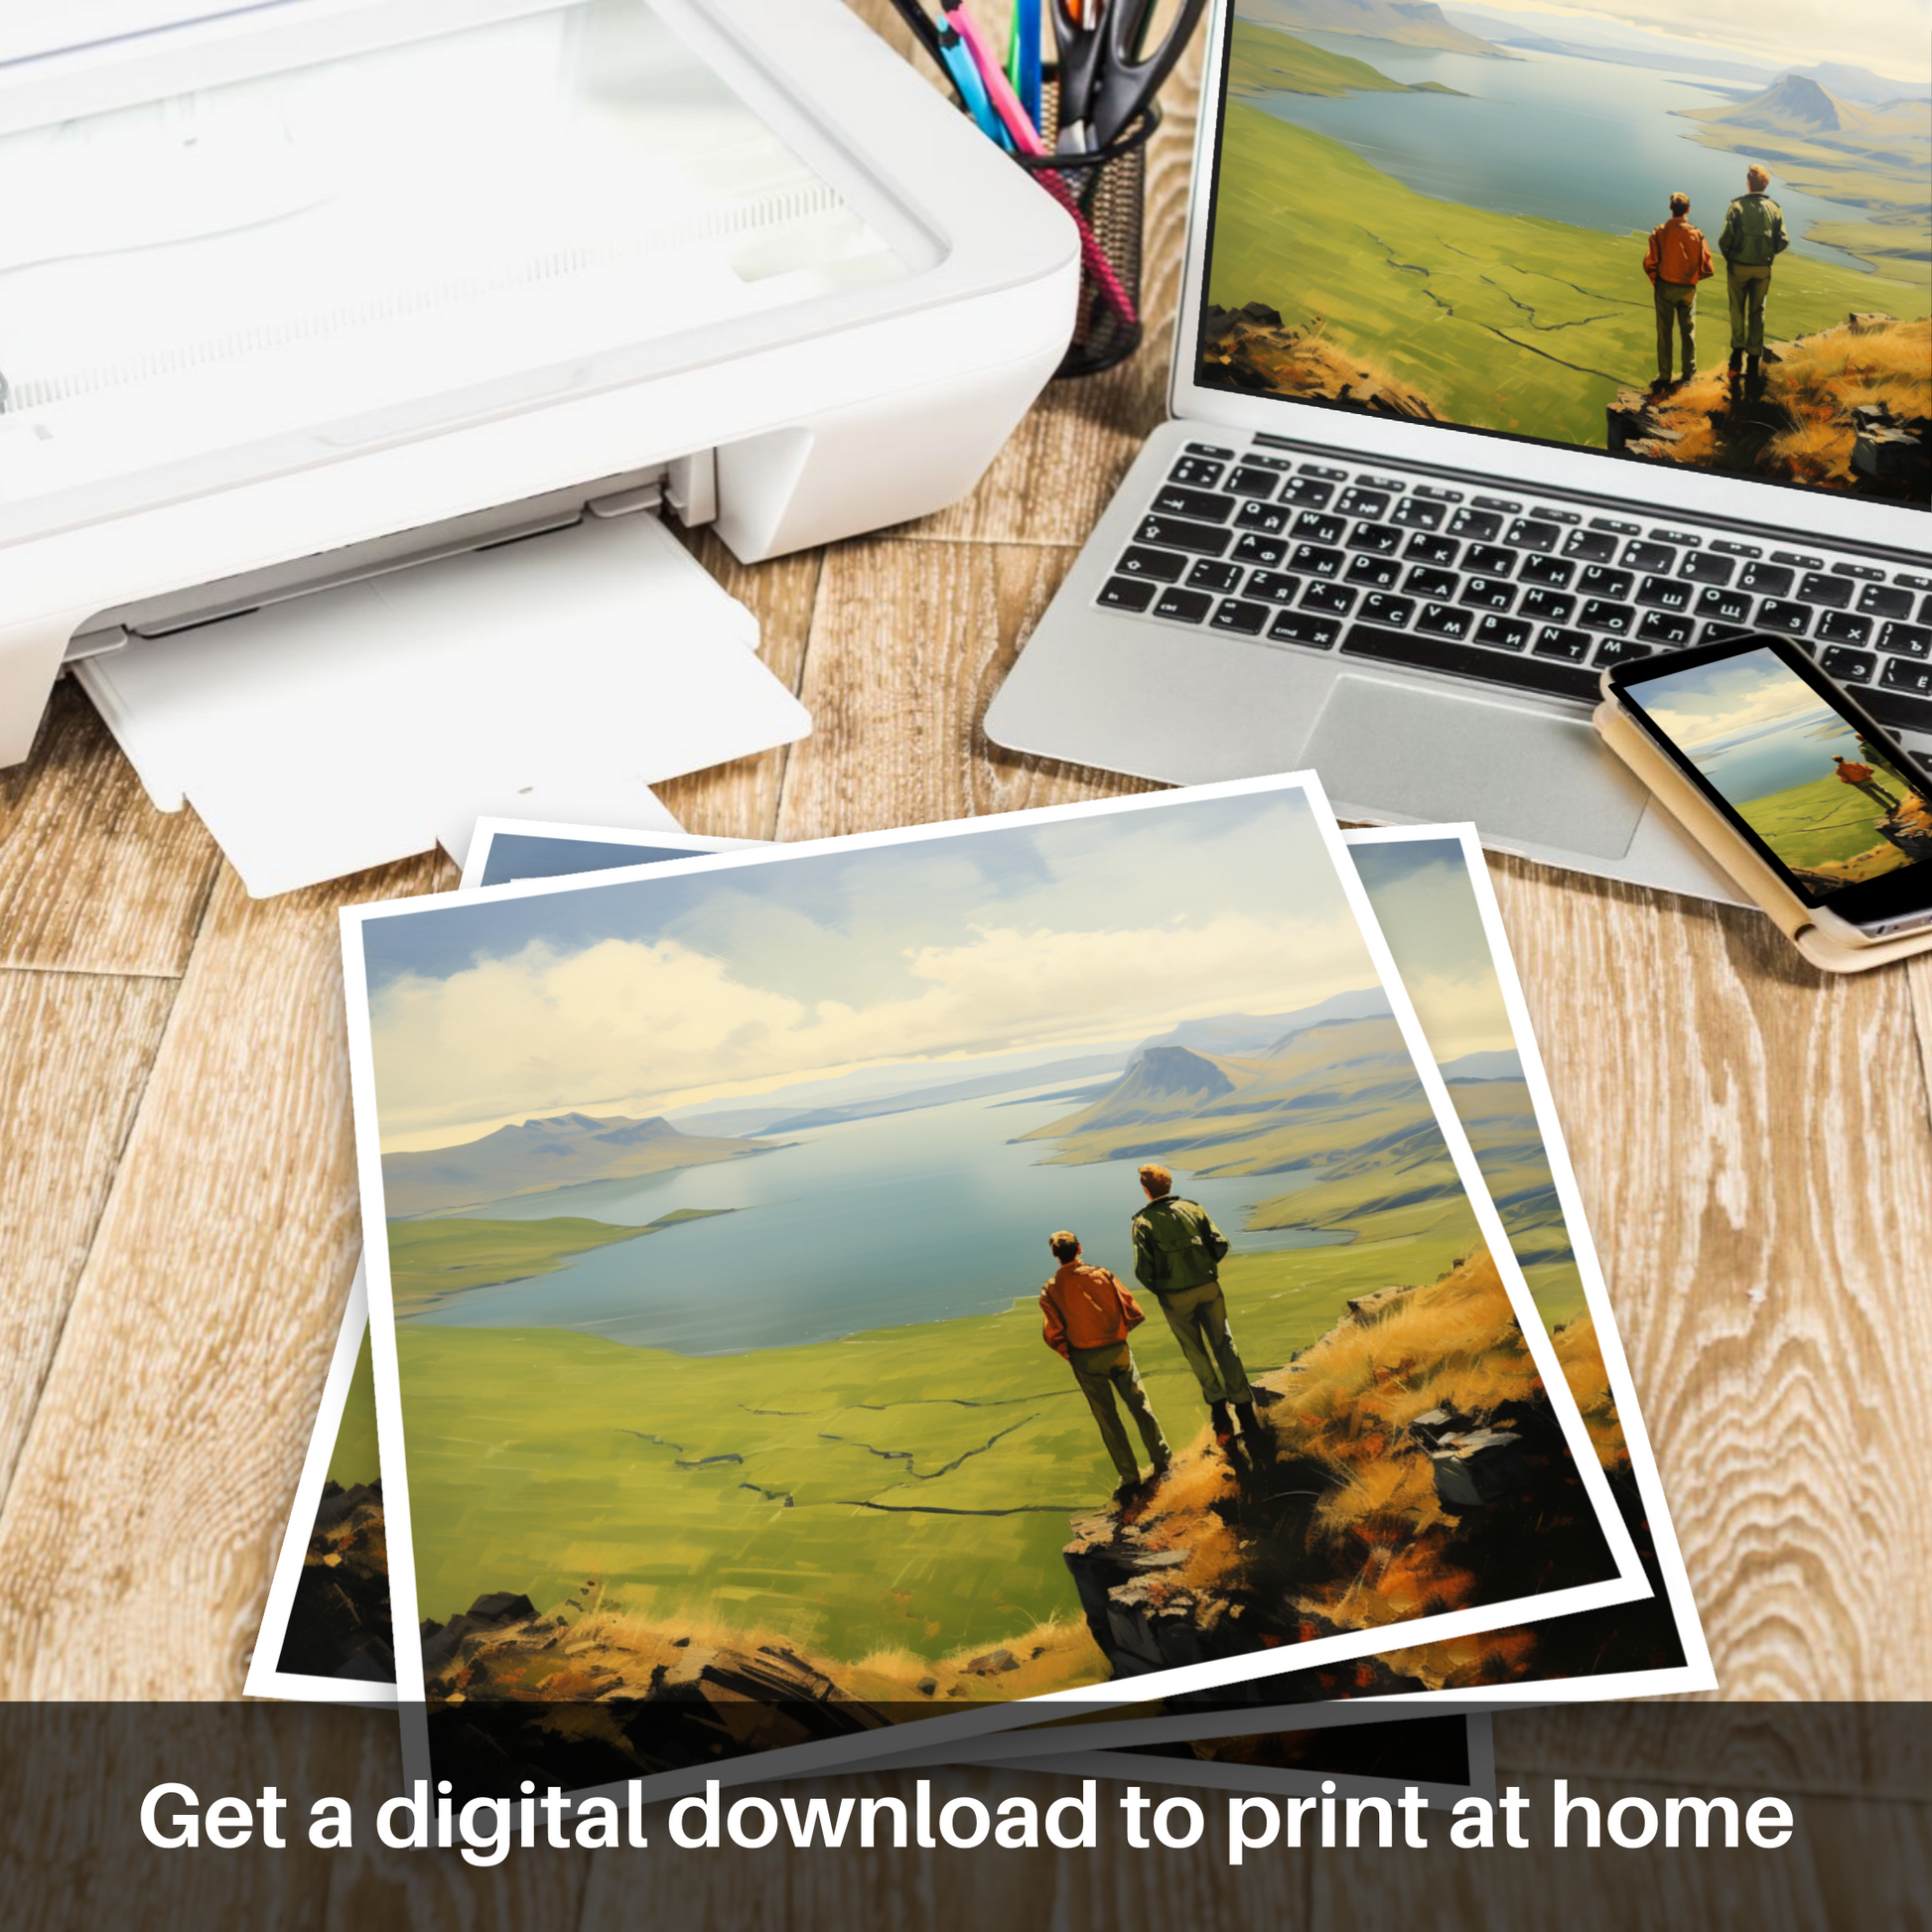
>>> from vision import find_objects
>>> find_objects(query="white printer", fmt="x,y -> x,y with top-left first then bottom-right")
0,0 -> 1077,889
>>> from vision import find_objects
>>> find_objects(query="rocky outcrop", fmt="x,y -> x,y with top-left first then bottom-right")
278,1480 -> 394,1683
1201,304 -> 1445,422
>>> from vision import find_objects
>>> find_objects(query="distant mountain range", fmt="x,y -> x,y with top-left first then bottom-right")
382,1113 -> 779,1216
1440,1048 -> 1524,1083
1247,0 -> 1510,58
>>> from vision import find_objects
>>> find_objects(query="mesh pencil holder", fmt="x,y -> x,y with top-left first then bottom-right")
1014,88 -> 1160,379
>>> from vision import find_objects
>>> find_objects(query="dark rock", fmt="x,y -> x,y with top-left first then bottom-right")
468,1591 -> 537,1625
1429,1428 -> 1531,1509
963,1648 -> 1020,1677
1847,312 -> 1896,334
1854,427 -> 1922,480
915,1677 -> 939,1697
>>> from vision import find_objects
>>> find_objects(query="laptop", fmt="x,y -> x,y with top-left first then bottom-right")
986,0 -> 1930,900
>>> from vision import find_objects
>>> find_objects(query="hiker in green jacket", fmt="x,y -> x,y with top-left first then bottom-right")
1719,164 -> 1788,385
1130,1163 -> 1259,1449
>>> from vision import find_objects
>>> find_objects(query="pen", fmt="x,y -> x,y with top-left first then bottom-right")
1008,0 -> 1043,132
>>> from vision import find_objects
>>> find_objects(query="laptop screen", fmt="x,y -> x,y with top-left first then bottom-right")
1193,0 -> 1930,508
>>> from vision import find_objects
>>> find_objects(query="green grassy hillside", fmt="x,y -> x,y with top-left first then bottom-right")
328,1330 -> 381,1488
1228,16 -> 1458,98
1206,102 -> 1926,448
1733,769 -> 1921,875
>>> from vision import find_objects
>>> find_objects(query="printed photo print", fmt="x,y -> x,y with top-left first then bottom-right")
1631,645 -> 1932,890
342,781 -> 1642,1797
1198,0 -> 1930,501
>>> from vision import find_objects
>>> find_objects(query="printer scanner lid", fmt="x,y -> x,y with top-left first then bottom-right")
0,0 -> 1026,551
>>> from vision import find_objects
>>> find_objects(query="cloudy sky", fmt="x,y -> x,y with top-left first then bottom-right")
359,787 -> 1402,1152
1440,0 -> 1926,76
1349,837 -> 1519,1068
1628,647 -> 1831,750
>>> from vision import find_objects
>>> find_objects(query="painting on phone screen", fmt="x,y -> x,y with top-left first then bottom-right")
1632,646 -> 1932,891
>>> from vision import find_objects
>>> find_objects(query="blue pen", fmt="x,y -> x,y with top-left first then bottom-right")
936,18 -> 1010,148
1013,0 -> 1042,131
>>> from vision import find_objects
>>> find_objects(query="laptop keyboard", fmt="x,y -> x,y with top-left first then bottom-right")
1098,441 -> 1932,735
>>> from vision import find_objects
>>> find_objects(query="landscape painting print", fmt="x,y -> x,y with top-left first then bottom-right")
342,778 -> 1642,1799
1200,0 -> 1930,501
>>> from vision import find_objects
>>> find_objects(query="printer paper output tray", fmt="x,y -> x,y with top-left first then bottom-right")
74,511 -> 808,897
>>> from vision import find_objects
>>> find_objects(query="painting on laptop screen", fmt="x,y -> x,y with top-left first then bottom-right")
1197,0 -> 1929,505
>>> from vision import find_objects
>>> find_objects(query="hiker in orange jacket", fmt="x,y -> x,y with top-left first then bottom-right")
1643,192 -> 1716,389
1834,756 -> 1901,813
1040,1230 -> 1172,1501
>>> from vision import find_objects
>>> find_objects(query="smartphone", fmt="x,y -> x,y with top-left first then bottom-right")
1606,633 -> 1932,942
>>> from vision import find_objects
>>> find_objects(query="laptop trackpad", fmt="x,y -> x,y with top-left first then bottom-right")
1305,675 -> 1649,860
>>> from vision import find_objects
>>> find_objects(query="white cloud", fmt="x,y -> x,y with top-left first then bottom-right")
370,909 -> 1378,1147
1400,970 -> 1521,1067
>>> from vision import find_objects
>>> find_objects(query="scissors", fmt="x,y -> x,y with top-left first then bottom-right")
1050,0 -> 1207,152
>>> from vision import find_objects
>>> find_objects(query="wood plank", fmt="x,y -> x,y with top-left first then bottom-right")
1314,1767 -> 1930,1931
0,970 -> 178,1505
654,531 -> 821,843
0,680 -> 220,977
1481,852 -> 1932,1700
0,854 -> 451,1698
577,1766 -> 1311,1932
774,539 -> 1160,840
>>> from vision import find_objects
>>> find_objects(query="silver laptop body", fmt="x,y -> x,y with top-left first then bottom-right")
987,3 -> 1930,902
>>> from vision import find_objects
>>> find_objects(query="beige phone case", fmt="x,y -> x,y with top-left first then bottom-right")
1594,697 -> 1932,974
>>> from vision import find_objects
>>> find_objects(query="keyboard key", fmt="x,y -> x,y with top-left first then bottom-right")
1474,614 -> 1532,651
1293,511 -> 1347,545
1460,578 -> 1516,612
1233,531 -> 1287,568
1580,599 -> 1636,634
1756,598 -> 1810,635
1880,656 -> 1932,698
1820,646 -> 1875,683
1712,540 -> 1762,558
1212,599 -> 1271,635
1473,494 -> 1521,513
1186,559 -> 1245,594
1637,610 -> 1695,645
1169,457 -> 1225,487
1359,593 -> 1416,628
1245,454 -> 1296,472
1701,621 -> 1758,644
1864,687 -> 1932,736
1302,582 -> 1357,617
1859,584 -> 1914,621
1342,621 -> 1599,700
1578,566 -> 1634,601
1414,484 -> 1462,501
1137,514 -> 1232,557
1417,602 -> 1475,639
1224,465 -> 1283,498
1405,566 -> 1459,602
1650,527 -> 1701,547
1404,532 -> 1460,567
1268,611 -> 1341,649
1335,486 -> 1391,519
1357,474 -> 1405,491
1151,586 -> 1213,623
1097,576 -> 1156,612
1505,518 -> 1561,552
1346,554 -> 1402,590
1244,571 -> 1303,605
1923,595 -> 1932,624
1464,543 -> 1516,578
1520,588 -> 1577,625
1116,545 -> 1189,583
1519,553 -> 1576,589
1235,499 -> 1292,535
1898,573 -> 1932,593
1771,548 -> 1822,566
1184,441 -> 1235,459
1680,552 -> 1735,586
1347,521 -> 1403,555
1589,516 -> 1643,536
1392,497 -> 1446,531
1449,507 -> 1502,541
1624,540 -> 1676,574
1533,626 -> 1592,661
1818,611 -> 1871,646
1636,576 -> 1693,612
1290,543 -> 1345,578
1563,528 -> 1620,563
1738,562 -> 1793,597
1696,586 -> 1753,625
1298,463 -> 1348,481
1879,621 -> 1932,659
1593,637 -> 1653,667
1831,560 -> 1884,581
1797,572 -> 1853,609
1281,477 -> 1336,507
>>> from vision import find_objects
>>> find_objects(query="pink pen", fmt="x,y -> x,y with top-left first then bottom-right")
943,2 -> 1141,331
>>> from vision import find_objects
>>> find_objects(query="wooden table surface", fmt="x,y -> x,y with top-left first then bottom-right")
2,7 -> 1928,1925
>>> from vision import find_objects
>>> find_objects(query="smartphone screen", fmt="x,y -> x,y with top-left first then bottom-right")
1610,635 -> 1932,930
